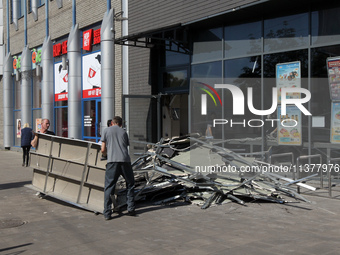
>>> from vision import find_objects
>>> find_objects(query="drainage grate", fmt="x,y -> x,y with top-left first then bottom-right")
0,219 -> 27,229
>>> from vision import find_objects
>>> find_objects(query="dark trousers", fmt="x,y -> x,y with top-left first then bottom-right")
103,162 -> 135,217
22,146 -> 31,166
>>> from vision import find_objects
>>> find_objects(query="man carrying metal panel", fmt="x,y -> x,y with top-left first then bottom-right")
101,116 -> 136,220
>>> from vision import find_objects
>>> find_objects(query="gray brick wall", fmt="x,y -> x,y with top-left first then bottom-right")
5,1 -> 117,54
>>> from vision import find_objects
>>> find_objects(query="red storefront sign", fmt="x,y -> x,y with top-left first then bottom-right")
55,92 -> 68,101
83,88 -> 101,99
62,41 -> 68,54
83,29 -> 93,51
53,40 -> 68,57
83,28 -> 101,51
93,28 -> 101,44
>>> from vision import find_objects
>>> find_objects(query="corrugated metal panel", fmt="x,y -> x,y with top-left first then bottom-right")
129,0 -> 261,34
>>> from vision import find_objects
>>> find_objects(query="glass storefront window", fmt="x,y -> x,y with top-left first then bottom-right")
224,56 -> 261,79
163,41 -> 190,67
263,50 -> 308,158
224,21 -> 262,58
191,62 -> 222,139
83,100 -> 101,140
312,7 -> 340,46
223,57 -> 262,139
15,80 -> 21,110
163,69 -> 188,89
55,107 -> 68,137
33,75 -> 41,109
310,45 -> 340,142
55,101 -> 68,107
14,111 -> 21,146
192,61 -> 222,78
192,27 -> 223,63
264,13 -> 309,52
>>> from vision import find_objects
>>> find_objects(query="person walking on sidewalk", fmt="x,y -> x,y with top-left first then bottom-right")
101,116 -> 136,220
21,123 -> 34,167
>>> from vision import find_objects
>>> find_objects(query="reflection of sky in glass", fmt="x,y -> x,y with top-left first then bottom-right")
264,13 -> 308,52
193,28 -> 223,63
170,70 -> 186,80
166,51 -> 190,67
224,21 -> 262,58
265,13 -> 308,38
224,57 -> 259,78
311,7 -> 340,45
192,62 -> 222,78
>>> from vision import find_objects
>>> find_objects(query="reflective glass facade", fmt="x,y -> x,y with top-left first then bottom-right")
189,2 -> 340,160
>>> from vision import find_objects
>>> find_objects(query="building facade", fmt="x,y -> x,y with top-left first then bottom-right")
2,0 -> 124,148
121,0 -> 340,161
2,0 -> 340,163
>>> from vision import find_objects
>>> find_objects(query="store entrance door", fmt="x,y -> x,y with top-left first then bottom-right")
83,99 -> 101,142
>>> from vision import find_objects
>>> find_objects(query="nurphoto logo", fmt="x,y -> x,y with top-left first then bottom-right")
200,84 -> 311,128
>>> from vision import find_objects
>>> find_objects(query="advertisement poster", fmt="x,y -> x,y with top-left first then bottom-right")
16,119 -> 21,138
326,57 -> 340,101
54,62 -> 68,101
35,118 -> 42,133
276,61 -> 301,103
277,105 -> 302,146
330,102 -> 340,143
82,52 -> 101,98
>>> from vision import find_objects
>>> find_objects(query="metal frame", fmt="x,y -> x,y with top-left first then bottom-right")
30,133 -> 107,213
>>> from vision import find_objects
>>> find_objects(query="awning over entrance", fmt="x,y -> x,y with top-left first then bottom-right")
115,23 -> 190,54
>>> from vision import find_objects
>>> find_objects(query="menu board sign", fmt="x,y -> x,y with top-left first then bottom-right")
331,102 -> 340,143
276,61 -> 301,103
277,105 -> 302,146
327,57 -> 340,101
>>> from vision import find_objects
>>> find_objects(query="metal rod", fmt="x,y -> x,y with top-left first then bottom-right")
6,0 -> 10,53
45,0 -> 49,36
72,0 -> 76,26
107,0 -> 111,12
24,0 -> 27,45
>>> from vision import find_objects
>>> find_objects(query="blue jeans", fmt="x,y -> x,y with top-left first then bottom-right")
103,162 -> 135,217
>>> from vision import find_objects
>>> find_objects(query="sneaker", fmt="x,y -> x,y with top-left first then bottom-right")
127,210 -> 136,216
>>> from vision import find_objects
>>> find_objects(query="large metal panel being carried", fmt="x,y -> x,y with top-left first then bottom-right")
30,133 -> 106,213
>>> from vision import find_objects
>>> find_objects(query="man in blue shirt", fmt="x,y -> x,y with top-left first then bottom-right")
101,116 -> 135,220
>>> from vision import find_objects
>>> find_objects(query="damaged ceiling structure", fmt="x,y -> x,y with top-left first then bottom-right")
118,135 -> 317,209
30,134 -> 317,214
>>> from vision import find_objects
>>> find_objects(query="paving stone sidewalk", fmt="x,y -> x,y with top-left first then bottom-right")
1,149 -> 340,255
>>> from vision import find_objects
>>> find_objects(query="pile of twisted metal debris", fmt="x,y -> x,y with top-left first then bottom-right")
115,134 -> 317,209
30,133 -> 317,213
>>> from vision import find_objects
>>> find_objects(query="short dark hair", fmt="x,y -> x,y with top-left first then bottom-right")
107,119 -> 112,127
112,116 -> 122,127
